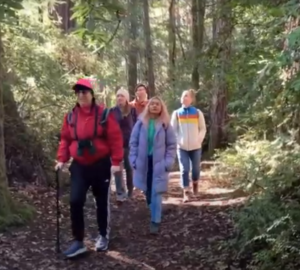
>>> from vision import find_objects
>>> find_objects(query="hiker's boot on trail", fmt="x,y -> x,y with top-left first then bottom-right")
63,240 -> 87,258
192,181 -> 199,196
150,222 -> 159,235
183,190 -> 189,203
127,187 -> 133,198
95,235 -> 109,251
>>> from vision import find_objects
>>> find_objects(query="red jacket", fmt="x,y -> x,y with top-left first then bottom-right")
57,105 -> 123,166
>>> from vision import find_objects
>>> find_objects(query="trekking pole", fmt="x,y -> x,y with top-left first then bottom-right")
55,169 -> 61,254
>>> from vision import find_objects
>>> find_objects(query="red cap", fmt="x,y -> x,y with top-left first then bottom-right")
72,78 -> 93,91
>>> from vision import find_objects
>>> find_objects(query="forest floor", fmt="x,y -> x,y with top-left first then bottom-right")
0,170 -> 247,270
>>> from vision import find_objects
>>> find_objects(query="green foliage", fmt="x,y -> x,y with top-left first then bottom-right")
0,200 -> 34,231
3,12 -> 110,171
0,0 -> 23,21
214,137 -> 300,193
71,0 -> 125,50
214,137 -> 300,269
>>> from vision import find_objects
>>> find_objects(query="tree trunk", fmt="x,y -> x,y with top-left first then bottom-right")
191,0 -> 206,92
53,0 -> 75,33
208,0 -> 232,156
127,0 -> 138,99
142,0 -> 155,97
0,28 -> 12,217
168,0 -> 176,87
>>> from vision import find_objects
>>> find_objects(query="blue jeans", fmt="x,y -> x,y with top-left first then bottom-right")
146,156 -> 162,223
177,148 -> 202,188
115,148 -> 133,197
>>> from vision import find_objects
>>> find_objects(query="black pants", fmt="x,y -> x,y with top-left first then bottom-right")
69,157 -> 111,241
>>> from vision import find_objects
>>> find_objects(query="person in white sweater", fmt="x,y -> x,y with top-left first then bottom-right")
171,89 -> 206,202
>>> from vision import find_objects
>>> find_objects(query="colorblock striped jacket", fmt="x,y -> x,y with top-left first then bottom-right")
170,106 -> 206,151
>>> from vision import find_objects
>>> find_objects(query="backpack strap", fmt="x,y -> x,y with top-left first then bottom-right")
66,109 -> 79,140
100,108 -> 110,126
66,106 -> 104,140
67,112 -> 73,125
99,108 -> 110,138
131,107 -> 137,123
112,107 -> 122,124
93,106 -> 99,138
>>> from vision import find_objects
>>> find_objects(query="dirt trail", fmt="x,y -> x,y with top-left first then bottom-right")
0,171 -> 247,270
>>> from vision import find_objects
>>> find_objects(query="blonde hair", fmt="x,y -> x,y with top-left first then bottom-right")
181,89 -> 196,104
139,96 -> 170,126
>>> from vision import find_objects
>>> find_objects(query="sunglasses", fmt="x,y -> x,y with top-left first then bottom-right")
75,89 -> 91,95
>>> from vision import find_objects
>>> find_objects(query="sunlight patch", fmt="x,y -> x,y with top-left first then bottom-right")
106,251 -> 155,269
163,197 -> 247,206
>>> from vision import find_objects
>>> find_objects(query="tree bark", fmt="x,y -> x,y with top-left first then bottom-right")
191,0 -> 206,92
208,0 -> 232,156
127,0 -> 138,98
0,28 -> 12,217
142,0 -> 155,97
168,0 -> 176,87
53,0 -> 75,32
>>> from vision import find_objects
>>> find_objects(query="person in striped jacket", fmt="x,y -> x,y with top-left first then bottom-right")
171,89 -> 207,202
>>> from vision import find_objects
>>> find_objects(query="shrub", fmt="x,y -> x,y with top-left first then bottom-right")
214,137 -> 300,270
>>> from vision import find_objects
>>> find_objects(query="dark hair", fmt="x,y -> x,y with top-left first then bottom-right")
74,84 -> 94,94
134,83 -> 148,94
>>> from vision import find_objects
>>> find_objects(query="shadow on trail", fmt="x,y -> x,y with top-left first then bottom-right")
0,180 -> 248,270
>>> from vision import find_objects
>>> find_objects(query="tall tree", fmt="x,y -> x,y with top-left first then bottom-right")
52,0 -> 75,32
0,25 -> 11,219
168,0 -> 177,87
0,0 -> 24,220
127,0 -> 139,98
191,0 -> 206,92
208,0 -> 232,156
142,0 -> 155,97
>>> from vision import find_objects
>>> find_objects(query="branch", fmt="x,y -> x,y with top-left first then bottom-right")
92,15 -> 122,55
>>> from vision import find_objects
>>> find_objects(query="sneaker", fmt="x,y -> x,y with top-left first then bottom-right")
63,240 -> 87,258
183,190 -> 189,203
192,182 -> 198,195
150,222 -> 159,234
95,236 -> 109,251
116,193 -> 126,203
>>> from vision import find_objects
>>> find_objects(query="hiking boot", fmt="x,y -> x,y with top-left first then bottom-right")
183,190 -> 189,203
63,240 -> 87,258
127,187 -> 133,198
95,236 -> 109,251
127,188 -> 133,198
192,181 -> 199,195
150,222 -> 159,234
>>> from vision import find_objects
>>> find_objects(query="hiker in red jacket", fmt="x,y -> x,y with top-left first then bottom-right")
55,78 -> 123,258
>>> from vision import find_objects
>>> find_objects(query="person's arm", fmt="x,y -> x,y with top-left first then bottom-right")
164,125 -> 177,171
198,110 -> 207,145
56,114 -> 71,163
170,111 -> 178,138
129,121 -> 141,169
106,112 -> 124,166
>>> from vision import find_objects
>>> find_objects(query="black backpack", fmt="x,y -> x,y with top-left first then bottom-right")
66,106 -> 110,140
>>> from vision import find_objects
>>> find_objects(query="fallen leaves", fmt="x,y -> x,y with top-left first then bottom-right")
0,172 -> 248,270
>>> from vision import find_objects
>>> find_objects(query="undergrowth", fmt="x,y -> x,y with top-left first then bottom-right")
214,137 -> 300,270
0,199 -> 34,231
